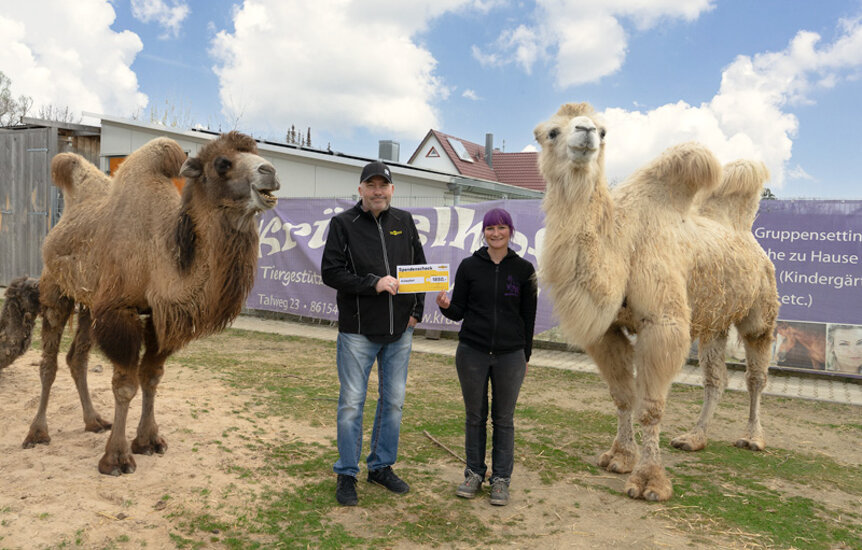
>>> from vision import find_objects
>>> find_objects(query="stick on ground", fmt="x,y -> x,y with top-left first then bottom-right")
423,430 -> 466,464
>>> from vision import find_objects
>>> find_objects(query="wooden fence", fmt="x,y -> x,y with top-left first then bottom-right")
0,122 -> 99,286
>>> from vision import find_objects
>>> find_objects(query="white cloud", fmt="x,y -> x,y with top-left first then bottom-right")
462,89 -> 481,101
210,0 -> 487,139
473,0 -> 715,87
0,1 -> 147,121
599,16 -> 862,189
130,0 -> 190,39
787,164 -> 816,181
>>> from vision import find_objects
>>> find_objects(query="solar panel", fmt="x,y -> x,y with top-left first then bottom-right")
447,137 -> 473,163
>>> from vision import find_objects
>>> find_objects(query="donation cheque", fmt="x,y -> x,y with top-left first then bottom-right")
396,264 -> 450,294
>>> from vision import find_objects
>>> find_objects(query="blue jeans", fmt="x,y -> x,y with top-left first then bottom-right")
333,328 -> 414,477
455,342 -> 526,482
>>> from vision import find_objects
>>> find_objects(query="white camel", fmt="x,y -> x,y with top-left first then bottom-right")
534,102 -> 779,501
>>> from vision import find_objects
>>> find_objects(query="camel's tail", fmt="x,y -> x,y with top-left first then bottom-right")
697,160 -> 770,231
0,277 -> 41,371
50,153 -> 112,208
628,142 -> 722,214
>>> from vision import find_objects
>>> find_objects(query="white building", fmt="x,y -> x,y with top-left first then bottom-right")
94,114 -> 543,207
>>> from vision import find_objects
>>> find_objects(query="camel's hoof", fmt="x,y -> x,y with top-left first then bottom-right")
598,450 -> 636,474
85,417 -> 112,433
734,438 -> 765,451
624,465 -> 673,501
670,433 -> 707,452
22,431 -> 50,449
131,436 -> 168,456
98,453 -> 137,476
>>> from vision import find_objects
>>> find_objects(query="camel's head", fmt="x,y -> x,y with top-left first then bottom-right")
180,131 -> 280,214
534,102 -> 606,172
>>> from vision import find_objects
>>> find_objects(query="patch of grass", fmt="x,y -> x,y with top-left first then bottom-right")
158,328 -> 862,549
669,471 -> 861,549
17,323 -> 860,549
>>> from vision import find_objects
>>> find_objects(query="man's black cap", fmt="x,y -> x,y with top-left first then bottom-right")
360,161 -> 392,184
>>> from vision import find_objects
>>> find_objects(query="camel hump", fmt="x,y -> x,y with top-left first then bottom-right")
715,159 -> 769,200
50,152 -> 111,200
651,142 -> 722,196
698,160 -> 770,231
115,137 -> 186,182
627,142 -> 721,214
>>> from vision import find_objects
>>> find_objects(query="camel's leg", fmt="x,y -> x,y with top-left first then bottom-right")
586,325 -> 638,474
625,318 -> 689,502
671,331 -> 728,452
66,306 -> 112,433
22,293 -> 73,448
96,308 -> 144,476
131,316 -> 169,456
733,319 -> 773,451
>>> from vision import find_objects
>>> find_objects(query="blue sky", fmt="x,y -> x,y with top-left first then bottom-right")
2,0 -> 861,198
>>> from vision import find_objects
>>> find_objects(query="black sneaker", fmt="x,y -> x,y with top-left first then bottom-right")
367,466 -> 410,494
336,474 -> 358,506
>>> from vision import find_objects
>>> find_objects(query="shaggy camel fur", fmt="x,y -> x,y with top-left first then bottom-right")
534,102 -> 779,501
1,132 -> 279,475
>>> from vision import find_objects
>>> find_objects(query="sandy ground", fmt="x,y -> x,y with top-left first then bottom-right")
1,346 -> 859,550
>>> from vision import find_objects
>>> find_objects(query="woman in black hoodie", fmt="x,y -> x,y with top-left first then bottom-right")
436,207 -> 537,506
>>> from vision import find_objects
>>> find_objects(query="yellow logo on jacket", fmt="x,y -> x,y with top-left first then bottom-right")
389,230 -> 403,236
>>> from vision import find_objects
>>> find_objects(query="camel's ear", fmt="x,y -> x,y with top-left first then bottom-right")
533,124 -> 544,143
534,122 -> 555,145
180,158 -> 203,179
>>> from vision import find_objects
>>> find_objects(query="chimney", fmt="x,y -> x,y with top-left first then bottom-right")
485,133 -> 493,168
378,140 -> 400,163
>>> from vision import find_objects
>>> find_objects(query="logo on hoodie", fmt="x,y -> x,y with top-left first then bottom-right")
504,275 -> 520,297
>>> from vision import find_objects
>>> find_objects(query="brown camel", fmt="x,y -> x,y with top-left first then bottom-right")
0,131 -> 279,475
534,102 -> 779,501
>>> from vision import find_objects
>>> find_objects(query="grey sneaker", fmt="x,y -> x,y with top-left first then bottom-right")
455,470 -> 483,499
489,478 -> 509,506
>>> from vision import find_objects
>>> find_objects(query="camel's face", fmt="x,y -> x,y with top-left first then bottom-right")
184,152 -> 281,213
563,115 -> 605,163
234,153 -> 281,212
534,109 -> 606,170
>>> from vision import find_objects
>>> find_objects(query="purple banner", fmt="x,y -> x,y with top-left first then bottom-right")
249,199 -> 556,333
249,199 -> 862,377
754,200 -> 862,325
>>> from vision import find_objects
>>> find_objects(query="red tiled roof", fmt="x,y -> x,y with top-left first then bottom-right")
491,151 -> 545,191
429,130 -> 497,181
420,130 -> 546,192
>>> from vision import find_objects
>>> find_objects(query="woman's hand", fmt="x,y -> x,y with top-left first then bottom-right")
436,290 -> 451,309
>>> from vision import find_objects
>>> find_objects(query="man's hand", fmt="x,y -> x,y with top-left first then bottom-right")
407,316 -> 419,328
375,275 -> 399,295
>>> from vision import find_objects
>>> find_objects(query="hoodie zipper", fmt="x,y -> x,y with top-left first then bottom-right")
375,215 -> 394,335
491,263 -> 499,352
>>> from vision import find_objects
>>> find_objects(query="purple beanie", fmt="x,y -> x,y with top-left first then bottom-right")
482,208 -> 514,234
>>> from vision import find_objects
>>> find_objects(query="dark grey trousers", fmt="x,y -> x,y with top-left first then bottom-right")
455,342 -> 526,482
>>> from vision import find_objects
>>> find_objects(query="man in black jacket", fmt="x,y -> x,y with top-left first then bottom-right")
321,160 -> 426,506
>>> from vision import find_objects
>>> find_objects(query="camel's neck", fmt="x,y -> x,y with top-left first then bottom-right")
539,166 -> 629,346
195,207 -> 258,329
156,203 -> 258,352
543,167 -> 616,245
